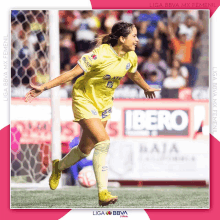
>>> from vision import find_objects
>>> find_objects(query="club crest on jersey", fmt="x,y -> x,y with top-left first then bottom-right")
126,63 -> 131,70
103,74 -> 111,80
91,54 -> 97,60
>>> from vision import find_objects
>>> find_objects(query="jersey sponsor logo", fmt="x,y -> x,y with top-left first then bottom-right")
107,81 -> 114,88
91,54 -> 97,60
126,63 -> 131,70
103,75 -> 122,81
102,107 -> 112,118
82,57 -> 91,68
103,74 -> 111,80
112,76 -> 122,80
91,109 -> 98,115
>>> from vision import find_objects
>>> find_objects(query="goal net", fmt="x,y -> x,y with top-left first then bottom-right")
11,10 -> 60,188
11,128 -> 51,187
11,10 -> 50,91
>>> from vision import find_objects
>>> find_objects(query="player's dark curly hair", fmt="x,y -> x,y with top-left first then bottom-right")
97,21 -> 135,47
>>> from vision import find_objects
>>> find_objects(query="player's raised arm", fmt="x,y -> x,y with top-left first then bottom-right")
127,70 -> 161,99
25,64 -> 84,102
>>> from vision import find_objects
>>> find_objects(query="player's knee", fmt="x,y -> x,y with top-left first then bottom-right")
79,147 -> 91,155
95,136 -> 110,145
90,131 -> 109,144
78,143 -> 93,155
94,140 -> 110,153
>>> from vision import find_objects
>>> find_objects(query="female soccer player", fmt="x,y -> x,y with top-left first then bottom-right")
25,21 -> 160,206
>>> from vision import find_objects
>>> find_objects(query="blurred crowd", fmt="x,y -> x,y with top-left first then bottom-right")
11,10 -> 49,88
11,10 -> 208,98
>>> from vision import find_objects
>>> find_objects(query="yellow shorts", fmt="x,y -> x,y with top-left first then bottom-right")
72,98 -> 112,122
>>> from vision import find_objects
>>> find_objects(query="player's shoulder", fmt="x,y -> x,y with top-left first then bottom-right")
127,51 -> 138,63
127,51 -> 137,58
91,44 -> 110,60
93,44 -> 110,53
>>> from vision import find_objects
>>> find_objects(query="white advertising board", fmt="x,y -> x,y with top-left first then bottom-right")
107,139 -> 209,181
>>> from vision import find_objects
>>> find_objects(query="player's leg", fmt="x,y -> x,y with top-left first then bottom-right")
78,120 -> 108,154
78,119 -> 110,192
78,119 -> 117,206
58,120 -> 108,171
49,119 -> 108,190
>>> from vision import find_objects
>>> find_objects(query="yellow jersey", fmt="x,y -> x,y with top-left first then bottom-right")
73,44 -> 138,111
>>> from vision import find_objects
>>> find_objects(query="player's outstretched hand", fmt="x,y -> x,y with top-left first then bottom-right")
25,83 -> 44,103
144,88 -> 161,99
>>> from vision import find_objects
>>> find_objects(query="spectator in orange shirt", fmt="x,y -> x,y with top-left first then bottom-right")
171,33 -> 193,63
168,22 -> 198,87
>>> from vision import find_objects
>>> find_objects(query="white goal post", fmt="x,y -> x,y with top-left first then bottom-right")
49,10 -> 61,162
50,9 -> 62,188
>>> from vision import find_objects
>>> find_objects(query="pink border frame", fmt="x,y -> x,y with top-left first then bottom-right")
3,1 -> 219,219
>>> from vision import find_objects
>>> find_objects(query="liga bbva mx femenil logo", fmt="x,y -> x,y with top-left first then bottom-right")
93,210 -> 128,216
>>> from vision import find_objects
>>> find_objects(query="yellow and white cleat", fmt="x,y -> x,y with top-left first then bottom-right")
49,159 -> 61,190
99,190 -> 118,206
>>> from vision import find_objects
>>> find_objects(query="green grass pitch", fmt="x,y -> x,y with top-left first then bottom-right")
11,186 -> 209,209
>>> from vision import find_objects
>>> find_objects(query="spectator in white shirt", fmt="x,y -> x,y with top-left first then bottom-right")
166,58 -> 189,79
73,11 -> 97,52
163,68 -> 186,89
178,15 -> 197,40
